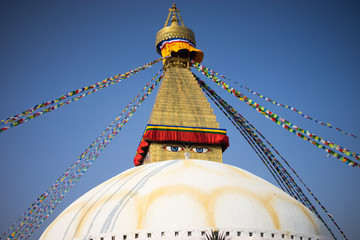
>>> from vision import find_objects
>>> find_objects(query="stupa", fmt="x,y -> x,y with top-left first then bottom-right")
40,4 -> 332,240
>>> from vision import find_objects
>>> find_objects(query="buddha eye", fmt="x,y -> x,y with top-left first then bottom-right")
165,146 -> 183,152
191,147 -> 209,153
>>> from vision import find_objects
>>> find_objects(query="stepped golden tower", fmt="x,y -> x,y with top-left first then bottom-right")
134,3 -> 228,166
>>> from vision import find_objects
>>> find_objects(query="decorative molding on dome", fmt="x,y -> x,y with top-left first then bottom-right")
74,227 -> 331,240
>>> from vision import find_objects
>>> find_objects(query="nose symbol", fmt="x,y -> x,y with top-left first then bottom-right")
184,152 -> 190,159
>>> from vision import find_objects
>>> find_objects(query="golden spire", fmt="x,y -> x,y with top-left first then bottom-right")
164,3 -> 185,27
155,4 -> 203,64
133,4 -> 227,166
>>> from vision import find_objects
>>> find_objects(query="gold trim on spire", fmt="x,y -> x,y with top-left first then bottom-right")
164,3 -> 185,27
155,4 -> 204,64
156,4 -> 196,53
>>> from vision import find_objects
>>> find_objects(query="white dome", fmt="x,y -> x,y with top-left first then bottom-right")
40,160 -> 332,240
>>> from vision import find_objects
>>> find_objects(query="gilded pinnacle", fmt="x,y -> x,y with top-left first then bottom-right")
156,5 -> 196,54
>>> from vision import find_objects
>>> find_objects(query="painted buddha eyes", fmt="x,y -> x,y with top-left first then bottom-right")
191,147 -> 209,153
165,146 -> 183,152
164,145 -> 210,153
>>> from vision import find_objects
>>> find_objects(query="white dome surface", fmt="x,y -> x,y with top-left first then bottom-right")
40,160 -> 332,240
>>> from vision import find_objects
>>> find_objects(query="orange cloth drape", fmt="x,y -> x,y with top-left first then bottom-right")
160,41 -> 204,63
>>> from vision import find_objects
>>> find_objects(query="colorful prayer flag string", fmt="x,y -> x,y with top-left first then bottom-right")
0,71 -> 164,240
0,57 -> 166,134
192,62 -> 360,167
196,76 -> 315,209
195,74 -> 345,239
201,80 -> 292,196
192,61 -> 358,139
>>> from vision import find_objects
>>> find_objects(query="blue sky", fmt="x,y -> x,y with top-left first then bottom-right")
0,1 -> 359,239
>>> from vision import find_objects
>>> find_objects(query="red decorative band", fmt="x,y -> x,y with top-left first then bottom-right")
134,125 -> 229,166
